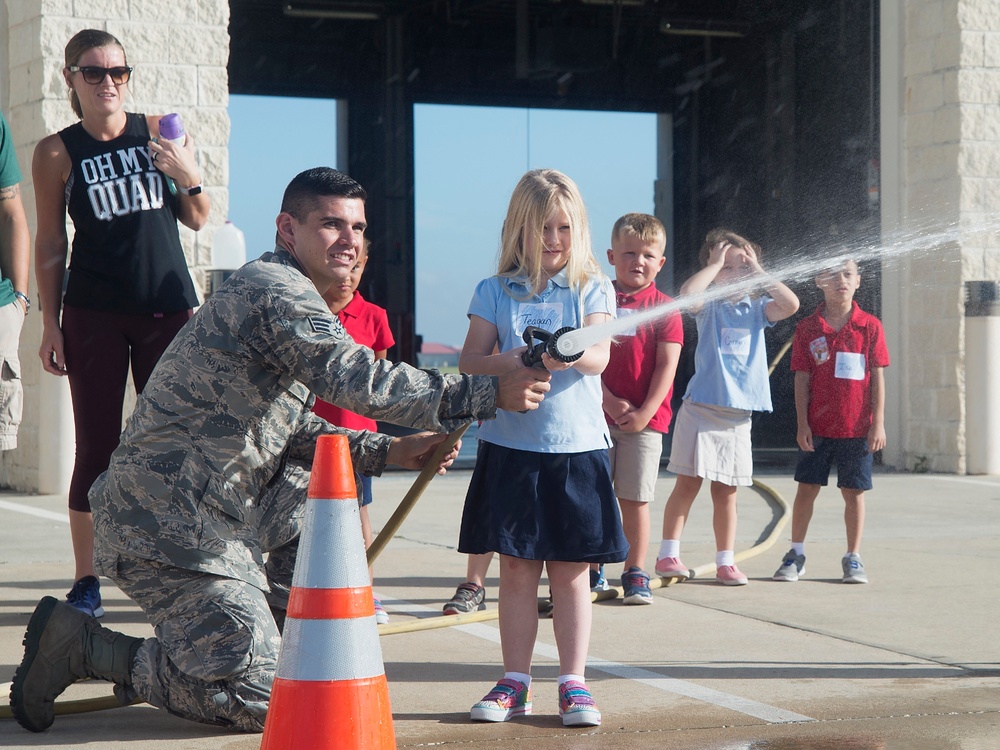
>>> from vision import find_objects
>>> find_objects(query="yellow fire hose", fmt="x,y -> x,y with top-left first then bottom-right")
366,423 -> 470,564
0,691 -> 141,720
375,336 -> 792,616
1,337 -> 795,720
0,478 -> 786,719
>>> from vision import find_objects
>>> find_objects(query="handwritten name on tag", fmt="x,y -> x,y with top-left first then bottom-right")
720,327 -> 750,356
835,351 -> 866,380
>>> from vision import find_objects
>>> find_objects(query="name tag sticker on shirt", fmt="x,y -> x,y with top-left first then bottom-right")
720,327 -> 751,356
516,302 -> 563,334
835,351 -> 866,380
809,336 -> 830,365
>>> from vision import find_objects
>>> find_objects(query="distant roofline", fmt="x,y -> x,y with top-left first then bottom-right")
420,342 -> 461,355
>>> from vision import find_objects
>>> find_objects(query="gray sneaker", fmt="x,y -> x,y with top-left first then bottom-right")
842,553 -> 868,584
443,582 -> 486,615
773,550 -> 806,581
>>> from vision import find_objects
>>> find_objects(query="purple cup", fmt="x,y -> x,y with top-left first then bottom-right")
159,113 -> 185,143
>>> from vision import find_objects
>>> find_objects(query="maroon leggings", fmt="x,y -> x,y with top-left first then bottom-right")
61,305 -> 193,512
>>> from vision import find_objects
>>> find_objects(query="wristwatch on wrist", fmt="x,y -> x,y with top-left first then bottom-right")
13,291 -> 29,313
179,183 -> 203,196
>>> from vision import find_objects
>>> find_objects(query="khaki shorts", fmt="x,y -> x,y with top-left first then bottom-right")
608,426 -> 664,504
666,400 -> 753,487
0,300 -> 24,450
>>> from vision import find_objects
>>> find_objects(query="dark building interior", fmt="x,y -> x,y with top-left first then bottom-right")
228,0 -> 880,450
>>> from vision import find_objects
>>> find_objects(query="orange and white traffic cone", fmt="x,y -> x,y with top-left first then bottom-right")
261,434 -> 396,750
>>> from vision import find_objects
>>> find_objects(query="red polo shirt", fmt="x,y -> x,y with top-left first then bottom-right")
790,301 -> 890,438
312,291 -> 395,431
602,282 -> 684,434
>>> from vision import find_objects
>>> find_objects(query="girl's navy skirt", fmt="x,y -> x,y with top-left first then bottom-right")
458,441 -> 629,563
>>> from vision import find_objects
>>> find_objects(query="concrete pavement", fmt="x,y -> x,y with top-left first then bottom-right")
1,468 -> 998,749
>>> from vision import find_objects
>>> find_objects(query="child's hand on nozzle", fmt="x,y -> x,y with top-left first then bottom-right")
540,351 -> 575,371
504,346 -> 530,371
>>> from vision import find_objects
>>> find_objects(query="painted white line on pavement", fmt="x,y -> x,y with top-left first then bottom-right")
586,659 -> 814,724
0,499 -> 70,523
381,596 -> 815,724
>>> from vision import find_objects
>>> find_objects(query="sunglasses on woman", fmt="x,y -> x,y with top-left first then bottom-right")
68,65 -> 133,85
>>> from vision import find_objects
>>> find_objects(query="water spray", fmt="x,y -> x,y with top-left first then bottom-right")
551,219 -> 996,360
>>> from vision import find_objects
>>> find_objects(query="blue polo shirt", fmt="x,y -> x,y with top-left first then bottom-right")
684,296 -> 775,412
469,269 -> 615,453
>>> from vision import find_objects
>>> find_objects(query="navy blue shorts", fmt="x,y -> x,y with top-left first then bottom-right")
356,473 -> 373,507
458,441 -> 629,564
794,436 -> 873,491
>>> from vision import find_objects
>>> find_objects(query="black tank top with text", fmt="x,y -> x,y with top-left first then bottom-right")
59,112 -> 199,314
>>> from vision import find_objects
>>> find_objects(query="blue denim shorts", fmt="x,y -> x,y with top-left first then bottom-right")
356,473 -> 373,507
794,436 -> 873,491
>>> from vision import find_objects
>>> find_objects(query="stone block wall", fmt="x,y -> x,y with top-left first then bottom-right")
883,0 -> 1000,474
0,0 -> 230,492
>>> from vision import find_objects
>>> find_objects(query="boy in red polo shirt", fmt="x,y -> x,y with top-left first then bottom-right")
773,257 -> 889,584
596,213 -> 683,604
313,240 -> 395,621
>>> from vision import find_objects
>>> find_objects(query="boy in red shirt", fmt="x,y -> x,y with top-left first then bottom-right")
774,258 -> 889,584
312,240 -> 395,621
596,213 -> 683,604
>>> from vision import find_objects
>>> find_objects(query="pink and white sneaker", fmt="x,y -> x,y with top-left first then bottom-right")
654,556 -> 690,580
558,680 -> 601,727
470,678 -> 532,722
715,564 -> 748,586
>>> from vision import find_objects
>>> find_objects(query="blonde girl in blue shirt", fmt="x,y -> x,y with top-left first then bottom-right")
458,169 -> 627,728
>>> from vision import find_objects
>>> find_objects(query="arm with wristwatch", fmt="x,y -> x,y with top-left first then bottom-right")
146,114 -> 209,231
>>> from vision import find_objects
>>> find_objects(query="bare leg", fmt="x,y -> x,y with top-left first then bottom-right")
70,510 -> 96,581
620,498 -> 650,571
709,481 -> 738,552
498,555 -> 543,674
466,552 -> 495,587
547,561 -> 591,676
360,504 -> 375,581
842,489 -> 865,553
791,483 -> 822,543
661,474 -> 703,541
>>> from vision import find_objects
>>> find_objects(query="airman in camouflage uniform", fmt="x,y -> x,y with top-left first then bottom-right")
10,168 -> 550,734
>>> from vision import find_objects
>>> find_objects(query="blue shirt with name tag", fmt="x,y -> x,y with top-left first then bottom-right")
684,295 -> 775,412
468,269 -> 615,452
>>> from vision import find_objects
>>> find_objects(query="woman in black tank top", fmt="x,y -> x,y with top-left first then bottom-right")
32,29 -> 211,618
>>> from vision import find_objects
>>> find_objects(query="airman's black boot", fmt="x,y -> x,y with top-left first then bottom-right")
10,596 -> 142,732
